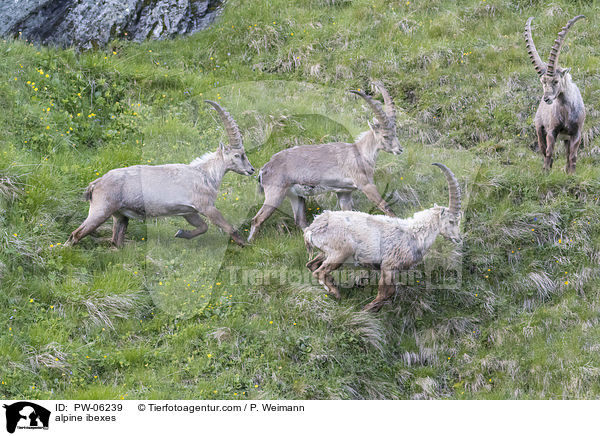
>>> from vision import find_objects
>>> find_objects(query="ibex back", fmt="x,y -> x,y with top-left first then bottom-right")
248,82 -> 401,241
65,100 -> 254,248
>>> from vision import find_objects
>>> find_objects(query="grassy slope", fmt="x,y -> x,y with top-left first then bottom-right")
1,0 -> 600,399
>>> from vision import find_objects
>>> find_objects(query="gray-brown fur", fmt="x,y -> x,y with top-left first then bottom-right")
303,163 -> 461,312
248,82 -> 402,242
65,100 -> 254,248
524,15 -> 586,174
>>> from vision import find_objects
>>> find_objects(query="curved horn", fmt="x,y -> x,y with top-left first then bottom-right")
547,15 -> 585,77
432,163 -> 461,216
373,81 -> 396,126
524,17 -> 547,77
348,89 -> 390,128
204,100 -> 243,149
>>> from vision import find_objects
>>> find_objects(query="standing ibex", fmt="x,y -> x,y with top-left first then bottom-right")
248,82 -> 401,242
304,163 -> 461,312
524,15 -> 586,174
65,100 -> 254,248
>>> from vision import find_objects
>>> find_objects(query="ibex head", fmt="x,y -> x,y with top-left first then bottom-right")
525,15 -> 585,105
205,100 -> 255,176
432,163 -> 461,243
349,82 -> 402,155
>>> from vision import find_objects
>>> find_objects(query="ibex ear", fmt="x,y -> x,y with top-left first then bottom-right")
560,67 -> 571,76
440,207 -> 446,216
218,141 -> 226,152
367,121 -> 375,133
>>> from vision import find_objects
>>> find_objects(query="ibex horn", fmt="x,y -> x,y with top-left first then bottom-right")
547,15 -> 585,77
524,17 -> 547,77
349,89 -> 391,129
204,100 -> 243,149
373,81 -> 396,126
432,163 -> 461,216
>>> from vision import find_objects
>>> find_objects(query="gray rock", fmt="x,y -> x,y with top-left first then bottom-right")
0,0 -> 223,48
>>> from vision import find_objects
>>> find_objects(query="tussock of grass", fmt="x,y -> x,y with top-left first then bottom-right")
0,230 -> 44,267
25,342 -> 70,370
79,292 -> 146,331
0,173 -> 21,200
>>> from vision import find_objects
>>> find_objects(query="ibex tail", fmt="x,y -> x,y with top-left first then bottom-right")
257,169 -> 264,195
84,178 -> 100,202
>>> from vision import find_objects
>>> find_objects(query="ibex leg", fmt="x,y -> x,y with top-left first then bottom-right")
312,251 -> 350,299
337,191 -> 353,211
306,252 -> 326,272
175,213 -> 208,239
566,133 -> 581,174
544,133 -> 556,171
248,186 -> 287,242
111,213 -> 129,247
363,269 -> 396,312
536,126 -> 547,158
65,206 -> 114,246
360,183 -> 395,217
288,192 -> 308,228
203,206 -> 245,247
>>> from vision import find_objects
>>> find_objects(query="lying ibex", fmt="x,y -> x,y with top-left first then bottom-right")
65,100 -> 254,248
304,163 -> 461,312
248,82 -> 401,242
524,15 -> 586,174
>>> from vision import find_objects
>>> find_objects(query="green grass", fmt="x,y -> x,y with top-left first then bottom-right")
1,0 -> 600,399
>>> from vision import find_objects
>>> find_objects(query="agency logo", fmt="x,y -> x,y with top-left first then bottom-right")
2,402 -> 50,434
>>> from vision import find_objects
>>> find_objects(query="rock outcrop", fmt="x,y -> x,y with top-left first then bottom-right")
0,0 -> 223,48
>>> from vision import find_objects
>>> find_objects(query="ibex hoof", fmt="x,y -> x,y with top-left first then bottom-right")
363,302 -> 383,312
232,238 -> 246,247
174,230 -> 185,238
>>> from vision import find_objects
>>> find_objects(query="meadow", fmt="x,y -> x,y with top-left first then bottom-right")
1,0 -> 600,399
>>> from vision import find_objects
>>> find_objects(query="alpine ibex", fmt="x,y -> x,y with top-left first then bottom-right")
248,82 -> 401,242
304,163 -> 461,312
525,15 -> 586,174
65,100 -> 254,248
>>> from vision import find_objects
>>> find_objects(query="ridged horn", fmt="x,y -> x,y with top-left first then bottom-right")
547,15 -> 585,77
349,89 -> 391,128
204,100 -> 243,149
373,81 -> 396,126
524,17 -> 547,77
432,163 -> 461,216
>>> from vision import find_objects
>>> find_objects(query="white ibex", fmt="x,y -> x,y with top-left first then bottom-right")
248,82 -> 401,241
304,163 -> 461,312
524,15 -> 586,174
65,100 -> 254,248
